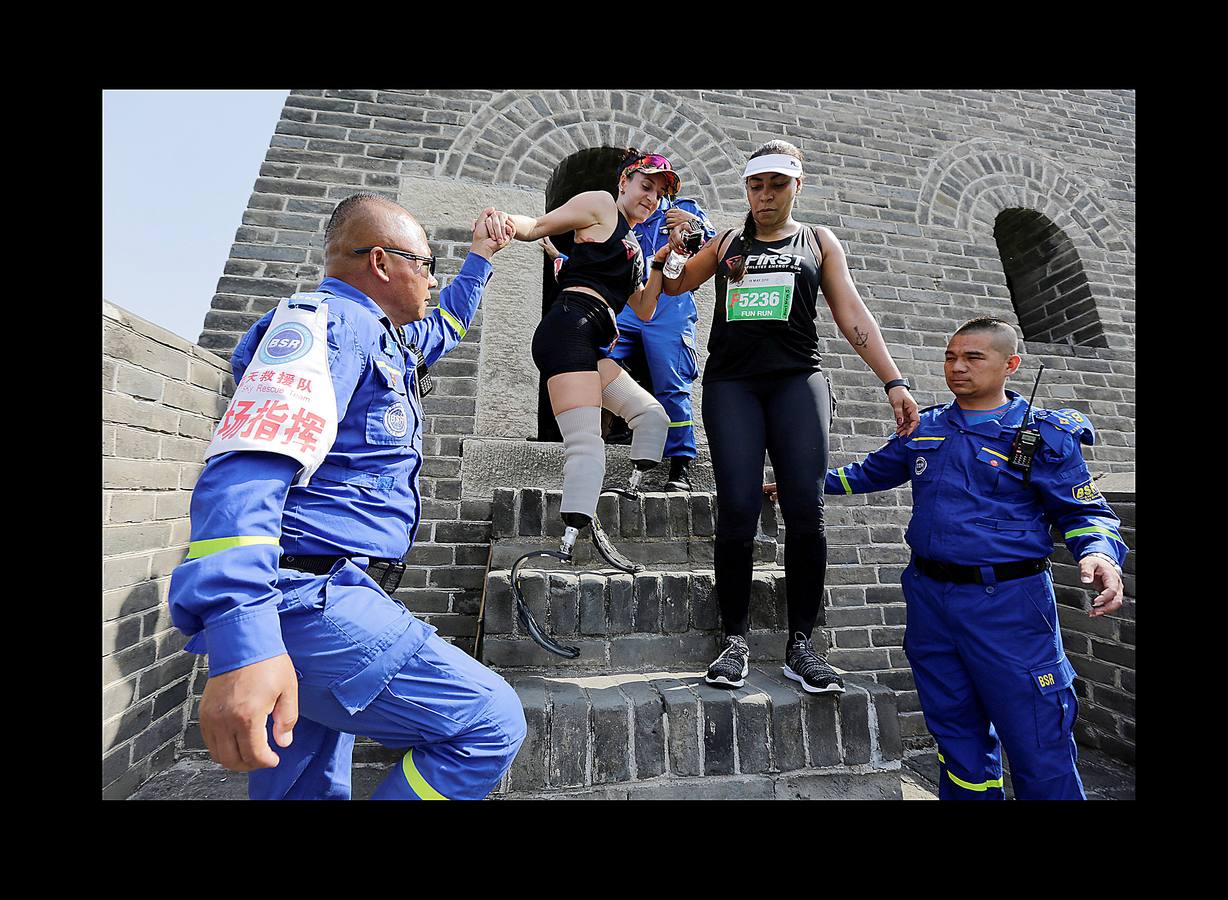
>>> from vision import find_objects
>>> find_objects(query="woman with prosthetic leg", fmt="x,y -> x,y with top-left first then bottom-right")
498,150 -> 680,656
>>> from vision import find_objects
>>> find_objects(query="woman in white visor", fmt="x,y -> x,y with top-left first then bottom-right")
658,140 -> 919,692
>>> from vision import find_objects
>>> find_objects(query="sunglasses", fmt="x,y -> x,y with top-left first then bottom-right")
353,246 -> 436,276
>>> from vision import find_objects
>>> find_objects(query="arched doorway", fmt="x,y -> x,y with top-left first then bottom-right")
993,209 -> 1106,348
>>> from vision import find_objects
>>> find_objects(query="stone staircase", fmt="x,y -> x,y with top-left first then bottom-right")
475,486 -> 904,799
153,478 -> 908,799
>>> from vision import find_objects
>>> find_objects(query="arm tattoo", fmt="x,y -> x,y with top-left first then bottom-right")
852,325 -> 870,348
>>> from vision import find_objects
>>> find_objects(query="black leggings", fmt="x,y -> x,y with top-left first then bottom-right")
702,370 -> 833,639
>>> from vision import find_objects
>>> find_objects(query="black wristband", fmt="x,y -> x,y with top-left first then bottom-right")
883,378 -> 911,395
650,259 -> 666,270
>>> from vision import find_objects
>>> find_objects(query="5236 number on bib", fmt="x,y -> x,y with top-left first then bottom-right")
726,271 -> 794,322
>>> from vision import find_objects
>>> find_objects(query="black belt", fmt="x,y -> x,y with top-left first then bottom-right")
280,554 -> 406,592
913,555 -> 1050,585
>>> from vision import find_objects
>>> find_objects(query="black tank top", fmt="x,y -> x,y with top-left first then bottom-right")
557,210 -> 645,314
704,227 -> 825,383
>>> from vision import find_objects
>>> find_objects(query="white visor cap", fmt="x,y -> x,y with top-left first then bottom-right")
742,153 -> 803,179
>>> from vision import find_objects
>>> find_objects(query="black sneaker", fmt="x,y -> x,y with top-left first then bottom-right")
705,635 -> 750,688
664,457 -> 693,492
783,632 -> 845,694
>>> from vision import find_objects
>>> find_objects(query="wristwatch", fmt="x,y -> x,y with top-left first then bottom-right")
883,378 -> 911,395
650,259 -> 666,270
1082,552 -> 1123,574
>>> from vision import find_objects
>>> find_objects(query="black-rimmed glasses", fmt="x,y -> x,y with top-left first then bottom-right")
353,246 -> 436,276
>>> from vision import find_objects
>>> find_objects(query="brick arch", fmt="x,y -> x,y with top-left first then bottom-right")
438,90 -> 742,215
917,139 -> 1133,254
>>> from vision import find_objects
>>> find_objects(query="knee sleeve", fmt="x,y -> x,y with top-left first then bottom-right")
602,370 -> 668,464
556,406 -> 605,519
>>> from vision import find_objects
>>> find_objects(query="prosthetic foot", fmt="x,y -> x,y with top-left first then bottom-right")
603,459 -> 656,502
506,514 -> 588,659
590,515 -> 644,573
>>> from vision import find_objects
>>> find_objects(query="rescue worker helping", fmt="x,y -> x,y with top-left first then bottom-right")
816,317 -> 1128,799
168,193 -> 526,800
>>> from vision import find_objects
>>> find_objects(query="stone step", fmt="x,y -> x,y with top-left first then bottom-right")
496,668 -> 902,799
462,437 -> 752,499
492,487 -> 776,543
480,567 -> 811,671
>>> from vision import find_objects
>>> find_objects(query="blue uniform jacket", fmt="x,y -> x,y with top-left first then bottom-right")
824,391 -> 1128,568
169,254 -> 493,677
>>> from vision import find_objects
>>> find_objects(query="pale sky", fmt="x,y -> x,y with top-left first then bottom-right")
103,90 -> 290,342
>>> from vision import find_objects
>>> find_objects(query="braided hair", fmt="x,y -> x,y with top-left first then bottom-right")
617,146 -> 648,178
730,140 -> 804,283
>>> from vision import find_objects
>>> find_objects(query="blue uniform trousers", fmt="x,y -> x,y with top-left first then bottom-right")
608,300 -> 699,459
247,564 -> 526,800
901,562 -> 1085,800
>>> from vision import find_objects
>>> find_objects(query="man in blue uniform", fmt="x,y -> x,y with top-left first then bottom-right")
823,317 -> 1127,800
168,193 -> 526,800
546,195 -> 715,490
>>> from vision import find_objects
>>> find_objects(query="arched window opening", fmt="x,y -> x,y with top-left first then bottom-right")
534,146 -> 626,442
993,209 -> 1106,348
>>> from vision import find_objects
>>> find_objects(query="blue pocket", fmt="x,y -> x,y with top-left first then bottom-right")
1029,657 -> 1078,746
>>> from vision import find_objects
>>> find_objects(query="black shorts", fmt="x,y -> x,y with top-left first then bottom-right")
531,291 -> 618,380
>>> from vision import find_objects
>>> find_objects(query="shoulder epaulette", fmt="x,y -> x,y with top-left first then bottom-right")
1035,408 -> 1096,446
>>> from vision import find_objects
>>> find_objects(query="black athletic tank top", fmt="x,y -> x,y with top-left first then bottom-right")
704,227 -> 825,383
557,211 -> 645,314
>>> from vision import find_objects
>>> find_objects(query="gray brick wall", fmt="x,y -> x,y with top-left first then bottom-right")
130,89 -> 1133,784
102,301 -> 233,799
192,89 -> 1134,636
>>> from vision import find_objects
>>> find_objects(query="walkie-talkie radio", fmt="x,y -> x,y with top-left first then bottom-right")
408,343 -> 434,400
1009,364 -> 1045,481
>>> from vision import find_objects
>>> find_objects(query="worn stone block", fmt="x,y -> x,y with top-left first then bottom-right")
733,685 -> 773,775
691,494 -> 715,536
507,677 -> 547,791
619,494 -> 643,538
863,680 -> 902,761
696,683 -> 736,776
578,574 -> 606,635
653,677 -> 701,776
588,682 -> 631,785
691,573 -> 719,631
518,488 -> 544,536
745,669 -> 806,773
837,684 -> 872,766
633,573 -> 662,633
546,680 -> 588,788
547,573 -> 579,636
644,493 -> 669,537
622,680 -> 666,779
660,573 -> 690,633
749,572 -> 778,630
667,494 -> 690,537
608,573 -> 634,634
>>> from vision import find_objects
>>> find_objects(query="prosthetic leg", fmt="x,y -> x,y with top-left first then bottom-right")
600,369 -> 670,502
510,381 -> 667,657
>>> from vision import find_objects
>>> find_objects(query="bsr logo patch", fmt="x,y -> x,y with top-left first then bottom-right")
1072,479 -> 1101,502
914,457 -> 927,476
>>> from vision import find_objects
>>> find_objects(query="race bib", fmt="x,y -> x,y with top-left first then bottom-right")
725,270 -> 794,322
205,293 -> 339,486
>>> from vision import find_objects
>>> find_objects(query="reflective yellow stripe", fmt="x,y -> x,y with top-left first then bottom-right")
838,466 -> 853,495
668,420 -> 694,427
437,307 -> 466,339
1065,526 -> 1122,541
912,436 -> 945,441
402,748 -> 449,800
186,536 -> 280,559
938,753 -> 1004,792
981,447 -> 1009,461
